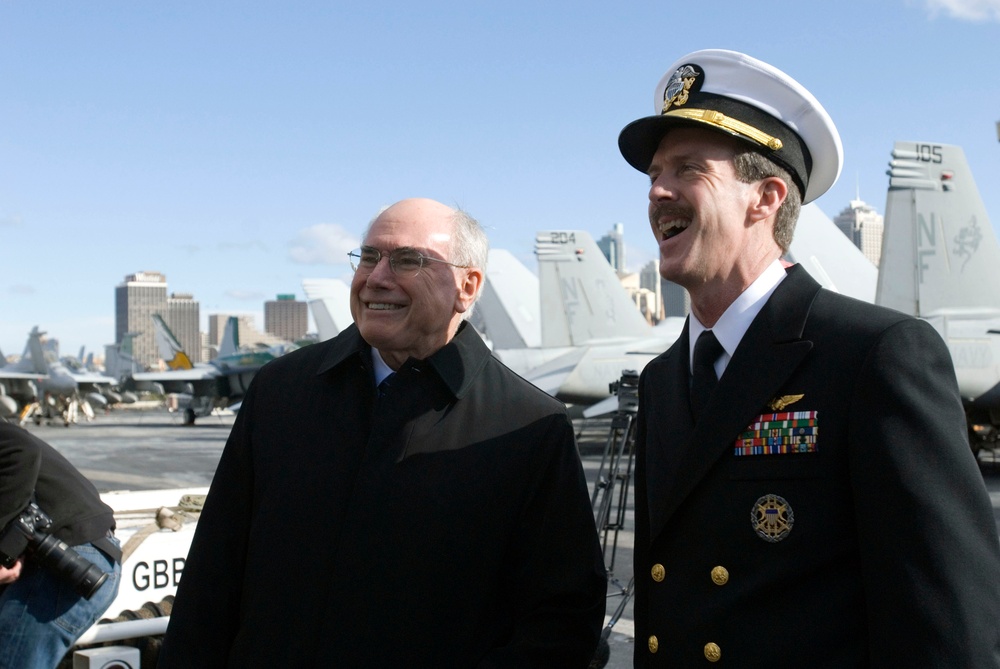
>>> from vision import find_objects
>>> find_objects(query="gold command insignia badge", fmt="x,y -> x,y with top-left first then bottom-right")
661,64 -> 700,113
768,394 -> 804,411
751,493 -> 794,542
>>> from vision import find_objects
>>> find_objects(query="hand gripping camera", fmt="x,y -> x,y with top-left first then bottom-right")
0,501 -> 108,599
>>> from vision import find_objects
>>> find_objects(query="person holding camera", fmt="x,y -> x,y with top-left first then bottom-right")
0,422 -> 122,669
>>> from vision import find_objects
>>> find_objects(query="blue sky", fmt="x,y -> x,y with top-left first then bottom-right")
2,0 -> 1000,358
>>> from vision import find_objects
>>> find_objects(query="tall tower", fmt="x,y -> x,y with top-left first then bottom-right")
264,294 -> 308,342
167,293 -> 201,364
597,223 -> 627,274
834,199 -> 884,267
115,272 -> 168,370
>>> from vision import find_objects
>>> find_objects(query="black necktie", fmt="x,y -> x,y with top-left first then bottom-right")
690,330 -> 724,422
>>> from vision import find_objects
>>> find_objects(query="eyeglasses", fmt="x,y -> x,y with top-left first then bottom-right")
347,245 -> 470,277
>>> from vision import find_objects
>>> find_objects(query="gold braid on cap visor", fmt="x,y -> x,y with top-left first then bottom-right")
664,108 -> 784,151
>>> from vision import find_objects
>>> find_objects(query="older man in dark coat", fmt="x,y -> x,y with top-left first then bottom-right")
159,198 -> 607,668
618,49 -> 1000,666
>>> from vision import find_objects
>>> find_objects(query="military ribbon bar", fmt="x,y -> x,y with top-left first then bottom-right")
734,410 -> 818,456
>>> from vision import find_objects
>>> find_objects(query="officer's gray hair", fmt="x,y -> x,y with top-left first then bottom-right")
733,150 -> 802,254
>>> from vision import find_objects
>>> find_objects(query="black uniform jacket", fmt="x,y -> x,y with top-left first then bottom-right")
0,423 -> 117,558
634,265 -> 1000,668
159,322 -> 607,668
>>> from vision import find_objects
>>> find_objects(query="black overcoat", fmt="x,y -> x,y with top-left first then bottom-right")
159,322 -> 606,668
634,265 -> 1000,667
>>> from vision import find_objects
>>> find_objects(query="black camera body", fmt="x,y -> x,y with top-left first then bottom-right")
0,501 -> 108,599
609,369 -> 640,414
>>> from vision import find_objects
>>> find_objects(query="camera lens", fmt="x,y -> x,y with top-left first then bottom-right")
32,534 -> 108,599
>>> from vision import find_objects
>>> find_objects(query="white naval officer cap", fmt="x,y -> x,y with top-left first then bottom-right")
618,49 -> 843,204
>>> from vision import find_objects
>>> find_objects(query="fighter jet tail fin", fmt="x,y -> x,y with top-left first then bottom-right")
25,327 -> 51,375
302,278 -> 353,342
151,314 -> 194,370
470,249 -> 541,349
535,230 -> 651,347
217,316 -> 240,358
877,141 -> 1000,317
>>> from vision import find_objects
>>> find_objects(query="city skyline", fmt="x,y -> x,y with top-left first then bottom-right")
3,1 -> 1000,356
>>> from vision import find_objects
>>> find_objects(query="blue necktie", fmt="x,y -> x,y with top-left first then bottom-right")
377,373 -> 395,398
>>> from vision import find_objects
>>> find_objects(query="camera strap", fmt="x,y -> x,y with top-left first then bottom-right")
91,531 -> 123,564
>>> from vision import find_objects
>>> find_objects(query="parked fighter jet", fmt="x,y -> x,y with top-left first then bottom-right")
131,315 -> 293,424
104,332 -> 143,386
0,327 -> 121,425
486,231 -> 680,413
0,343 -> 42,419
877,140 -> 1000,450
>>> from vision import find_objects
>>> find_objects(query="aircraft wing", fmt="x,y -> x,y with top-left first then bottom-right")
70,370 -> 119,385
0,370 -> 46,381
133,368 -> 218,383
520,347 -> 589,397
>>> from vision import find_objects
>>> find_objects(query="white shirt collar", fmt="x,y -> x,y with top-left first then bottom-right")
371,348 -> 395,385
688,259 -> 787,377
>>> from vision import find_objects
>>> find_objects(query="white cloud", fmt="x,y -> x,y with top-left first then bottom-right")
924,0 -> 1000,21
288,223 -> 359,265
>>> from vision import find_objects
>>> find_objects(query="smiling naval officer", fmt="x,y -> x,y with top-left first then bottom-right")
619,49 -> 1000,667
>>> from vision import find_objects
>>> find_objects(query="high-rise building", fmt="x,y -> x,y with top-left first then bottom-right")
115,272 -> 168,369
265,294 -> 308,343
661,277 -> 690,318
834,199 -> 884,267
597,223 -> 627,274
167,293 -> 201,364
639,260 -> 665,322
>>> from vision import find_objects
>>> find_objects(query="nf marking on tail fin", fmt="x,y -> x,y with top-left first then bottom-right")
877,141 -> 1000,317
535,230 -> 651,347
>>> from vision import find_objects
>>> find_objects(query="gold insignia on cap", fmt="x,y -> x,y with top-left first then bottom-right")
768,394 -> 805,411
661,64 -> 700,113
751,493 -> 794,542
664,108 -> 784,151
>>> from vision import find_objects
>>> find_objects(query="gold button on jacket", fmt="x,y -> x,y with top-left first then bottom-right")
711,565 -> 729,585
651,563 -> 665,582
648,635 -> 659,653
704,642 -> 721,662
